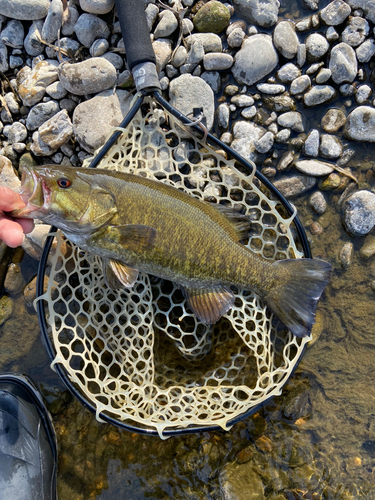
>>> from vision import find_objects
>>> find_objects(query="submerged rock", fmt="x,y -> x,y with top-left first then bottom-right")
219,461 -> 266,500
342,190 -> 375,236
272,175 -> 316,198
0,295 -> 13,326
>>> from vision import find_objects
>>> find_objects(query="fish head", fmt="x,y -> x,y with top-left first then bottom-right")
11,165 -> 117,233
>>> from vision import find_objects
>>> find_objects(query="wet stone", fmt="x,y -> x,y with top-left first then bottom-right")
254,131 -> 274,153
193,1 -> 230,34
263,94 -> 295,112
310,191 -> 327,214
218,103 -> 230,129
320,134 -> 343,159
339,241 -> 354,268
231,95 -> 254,107
0,295 -> 13,326
303,85 -> 336,106
359,235 -> 375,260
342,190 -> 375,236
277,150 -> 295,171
4,263 -> 24,294
306,33 -> 330,61
319,0 -> 351,25
319,172 -> 341,190
219,461 -> 266,500
321,108 -> 346,133
290,74 -> 311,94
276,63 -> 301,83
277,111 -> 304,132
233,0 -> 279,27
273,20 -> 300,59
304,129 -> 320,157
329,43 -> 357,84
342,16 -> 369,47
345,106 -> 375,142
257,83 -> 285,94
272,175 -> 316,198
203,53 -> 233,71
356,39 -> 375,63
316,68 -> 331,84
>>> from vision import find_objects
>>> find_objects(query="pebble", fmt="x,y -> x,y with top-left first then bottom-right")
193,1 -> 230,34
356,39 -> 375,62
359,235 -> 375,260
169,74 -> 214,131
303,85 -> 336,106
0,0 -> 49,20
26,100 -> 60,131
1,20 -> 24,49
295,159 -> 334,176
276,63 -> 301,83
310,221 -> 323,235
59,58 -> 117,96
272,174 -> 316,198
4,93 -> 20,115
345,106 -> 375,142
342,16 -> 369,47
232,35 -> 278,86
152,38 -> 173,73
310,191 -> 327,214
277,111 -> 304,132
219,461 -> 266,500
73,89 -> 132,153
306,33 -> 330,61
231,95 -> 254,107
320,134 -> 343,158
217,103 -> 230,129
319,172 -> 341,190
355,84 -> 372,104
273,20 -> 300,59
30,109 -> 73,156
61,5 -> 79,36
0,295 -> 13,326
203,53 -> 233,71
254,131 -> 274,154
342,190 -> 375,236
290,75 -> 311,94
316,68 -> 331,84
42,0 -> 63,44
275,128 -> 291,142
233,0 -> 279,27
321,108 -> 346,133
185,33 -> 222,53
0,40 -> 8,72
200,71 -> 221,93
319,0 -> 351,25
329,43 -> 357,84
4,263 -> 24,294
339,242 -> 354,268
187,41 -> 204,64
154,10 -> 178,39
74,13 -> 110,47
227,27 -> 245,48
7,122 -> 27,143
277,150 -> 295,171
24,20 -> 44,56
101,52 -> 124,71
231,120 -> 265,161
80,0 -> 115,15
326,27 -> 339,42
46,81 -> 68,100
304,129 -> 319,156
90,38 -> 109,57
17,60 -> 59,107
256,83 -> 285,94
297,43 -> 307,66
241,106 -> 257,119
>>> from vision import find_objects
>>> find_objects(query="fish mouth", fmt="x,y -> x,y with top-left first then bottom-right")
10,167 -> 49,218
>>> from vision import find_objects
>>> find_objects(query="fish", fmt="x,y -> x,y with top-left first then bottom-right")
10,165 -> 331,338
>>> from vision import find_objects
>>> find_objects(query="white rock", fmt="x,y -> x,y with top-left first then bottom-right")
277,111 -> 304,132
315,68 -> 331,84
303,85 -> 336,106
185,33 -> 222,53
231,120 -> 265,161
79,0 -> 115,15
295,159 -> 334,176
345,106 -> 375,142
290,74 -> 311,94
17,60 -> 59,107
356,39 -> 375,62
217,103 -> 230,129
342,16 -> 369,47
304,129 -> 320,156
257,83 -> 285,94
329,43 -> 357,84
273,20 -> 299,59
305,33 -> 329,61
0,155 -> 21,192
342,190 -> 375,236
254,131 -> 274,153
319,0 -> 351,25
320,134 -> 343,158
30,110 -> 73,156
276,63 -> 301,82
233,0 -> 280,27
203,53 -> 233,71
355,84 -> 372,103
152,38 -> 173,72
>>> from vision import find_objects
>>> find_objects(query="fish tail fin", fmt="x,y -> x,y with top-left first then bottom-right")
263,259 -> 331,338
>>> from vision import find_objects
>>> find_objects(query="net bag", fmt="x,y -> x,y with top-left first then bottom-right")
37,98 -> 310,438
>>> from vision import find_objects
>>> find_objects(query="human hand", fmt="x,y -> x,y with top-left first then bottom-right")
0,186 -> 34,248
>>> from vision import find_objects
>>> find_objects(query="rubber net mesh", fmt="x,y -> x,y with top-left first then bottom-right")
39,97 -> 309,437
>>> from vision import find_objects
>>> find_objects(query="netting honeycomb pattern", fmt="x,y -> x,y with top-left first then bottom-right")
40,97 -> 310,437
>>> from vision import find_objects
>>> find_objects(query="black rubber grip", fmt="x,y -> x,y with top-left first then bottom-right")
115,0 -> 156,70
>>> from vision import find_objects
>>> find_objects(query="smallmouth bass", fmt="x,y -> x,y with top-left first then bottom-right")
11,165 -> 331,337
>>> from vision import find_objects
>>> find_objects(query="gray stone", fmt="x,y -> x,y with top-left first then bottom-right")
345,106 -> 375,141
59,58 -> 117,96
339,83 -> 356,96
342,190 -> 375,236
321,108 -> 346,132
304,0 -> 320,9
231,95 -> 255,107
304,129 -> 320,156
187,41 -> 205,65
79,0 -> 115,15
339,242 -> 353,268
232,35 -> 278,86
4,93 -> 20,115
227,27 -> 245,48
277,111 -> 304,132
45,81 -> 67,100
272,175 -> 317,198
326,26 -> 339,42
169,74 -> 214,131
185,33 -> 222,53
329,43 -> 357,84
17,60 -> 59,107
315,68 -> 331,84
297,43 -> 306,67
42,0 -> 63,44
26,101 -> 60,131
233,0 -> 279,27
152,38 -> 173,73
320,134 -> 343,158
295,159 -> 334,176
263,94 -> 295,112
7,122 -> 27,143
305,33 -> 329,61
90,38 -> 109,57
203,53 -> 233,70
275,128 -> 291,142
319,0 -> 351,25
346,0 -> 375,23
217,103 -> 230,129
254,131 -> 274,153
342,16 -> 369,47
30,109 -> 73,156
277,150 -> 295,171
303,85 -> 336,106
240,106 -> 257,119
310,191 -> 327,214
61,5 -> 80,36
290,75 -> 311,95
273,20 -> 299,59
200,71 -> 221,93
1,20 -> 24,49
145,3 -> 159,31
0,40 -> 8,72
73,90 -> 132,152
296,18 -> 311,31
356,39 -> 375,63
276,63 -> 301,83
231,120 -> 265,161
256,83 -> 285,94
101,52 -> 124,71
355,84 -> 372,104
55,38 -> 80,62
154,9 -> 178,38
182,18 -> 194,35
74,13 -> 110,47
24,20 -> 44,57
0,0 -> 49,20
10,56 -> 23,69
172,46 -> 188,67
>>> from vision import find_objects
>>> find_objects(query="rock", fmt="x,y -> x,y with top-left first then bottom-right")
303,85 -> 336,106
355,84 -> 372,104
169,74 -> 214,131
0,0 -> 49,20
273,20 -> 299,59
297,43 -> 307,66
185,33 -> 222,53
274,128 -> 291,142
320,134 -> 342,158
277,111 -> 304,132
200,71 -> 221,93
46,81 -> 68,100
272,175 -> 316,198
305,33 -> 329,61
329,43 -> 357,84
0,40 -> 8,72
319,0 -> 351,25
30,109 -> 73,156
304,0 -> 320,9
277,150 -> 295,171
0,295 -> 13,326
154,9 -> 178,38
360,235 -> 375,260
356,39 -> 375,63
4,93 -> 20,115
326,26 -> 339,42
276,63 -> 301,82
0,155 -> 21,192
319,172 -> 341,190
89,38 -> 109,57
193,1 -> 230,34
17,60 -> 59,107
1,20 -> 24,49
263,95 -> 295,112
256,83 -> 285,94
42,0 -> 63,43
304,129 -> 320,156
310,191 -> 327,214
73,89 -> 132,153
217,103 -> 230,129
4,263 -> 24,294
342,16 -> 369,47
219,461 -> 265,500
339,242 -> 353,268
227,27 -> 246,48
145,3 -> 159,31
152,38 -> 173,73
24,275 -> 49,308
59,58 -> 117,95
203,53 -> 233,70
231,95 -> 255,107
345,106 -> 375,142
101,52 -> 123,71
231,120 -> 265,161
26,101 -> 60,131
74,13 -> 110,47
7,122 -> 27,143
294,159 -> 334,176
171,46 -> 188,67
254,131 -> 274,153
79,0 -> 115,15
321,108 -> 346,133
290,74 -> 311,94
21,223 -> 52,261
61,5 -> 80,36
24,20 -> 44,56
232,35 -> 278,86
233,0 -> 279,27
315,68 -> 331,83
241,106 -> 257,119
342,190 -> 375,236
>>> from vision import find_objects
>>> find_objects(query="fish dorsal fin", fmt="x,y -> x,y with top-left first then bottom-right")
103,258 -> 139,288
182,285 -> 235,324
107,224 -> 157,253
212,204 -> 250,241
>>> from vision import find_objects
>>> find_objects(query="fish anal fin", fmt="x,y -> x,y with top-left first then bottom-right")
182,285 -> 235,324
108,224 -> 157,253
212,204 -> 250,241
103,258 -> 139,289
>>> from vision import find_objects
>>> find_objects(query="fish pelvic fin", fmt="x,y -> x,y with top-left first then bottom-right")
263,258 -> 332,338
103,258 -> 139,288
182,285 -> 235,324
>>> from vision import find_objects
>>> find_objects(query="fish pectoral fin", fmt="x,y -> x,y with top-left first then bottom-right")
103,258 -> 139,288
110,224 -> 157,252
182,285 -> 235,324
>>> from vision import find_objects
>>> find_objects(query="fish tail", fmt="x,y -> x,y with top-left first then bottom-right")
263,258 -> 332,338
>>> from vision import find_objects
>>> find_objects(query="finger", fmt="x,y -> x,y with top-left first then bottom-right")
0,216 -> 25,248
0,186 -> 25,212
14,218 -> 34,234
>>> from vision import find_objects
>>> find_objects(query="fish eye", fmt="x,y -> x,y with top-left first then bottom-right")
57,178 -> 72,189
